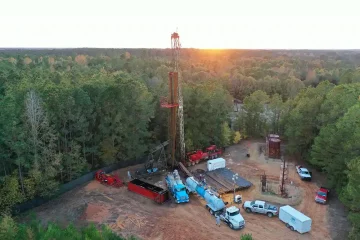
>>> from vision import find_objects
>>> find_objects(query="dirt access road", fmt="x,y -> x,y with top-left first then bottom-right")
29,140 -> 349,240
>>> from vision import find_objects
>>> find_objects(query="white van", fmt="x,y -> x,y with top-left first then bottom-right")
279,205 -> 312,234
207,158 -> 226,171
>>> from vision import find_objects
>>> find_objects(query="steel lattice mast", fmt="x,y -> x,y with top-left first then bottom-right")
171,32 -> 186,164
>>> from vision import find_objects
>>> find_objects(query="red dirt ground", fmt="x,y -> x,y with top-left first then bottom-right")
29,140 -> 349,240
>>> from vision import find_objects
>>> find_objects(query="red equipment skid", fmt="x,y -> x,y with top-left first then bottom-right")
186,145 -> 223,166
95,170 -> 123,188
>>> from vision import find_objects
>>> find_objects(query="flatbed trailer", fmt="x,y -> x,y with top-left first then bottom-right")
127,179 -> 169,204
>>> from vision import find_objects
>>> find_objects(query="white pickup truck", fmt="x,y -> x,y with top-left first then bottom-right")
242,200 -> 279,217
296,165 -> 312,181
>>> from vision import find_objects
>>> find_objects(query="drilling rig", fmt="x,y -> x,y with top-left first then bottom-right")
160,31 -> 185,169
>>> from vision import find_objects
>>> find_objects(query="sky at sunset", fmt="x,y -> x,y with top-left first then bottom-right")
1,0 -> 360,49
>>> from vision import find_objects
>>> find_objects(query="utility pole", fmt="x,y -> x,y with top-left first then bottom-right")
280,156 -> 287,196
232,173 -> 239,202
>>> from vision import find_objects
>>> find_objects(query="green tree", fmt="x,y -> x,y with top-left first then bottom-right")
238,90 -> 269,137
240,233 -> 253,240
317,83 -> 360,128
221,122 -> 232,147
284,81 -> 334,158
311,103 -> 360,190
183,81 -> 232,149
233,131 -> 242,144
339,69 -> 360,84
342,157 -> 360,239
0,175 -> 23,214
268,93 -> 284,134
24,89 -> 60,197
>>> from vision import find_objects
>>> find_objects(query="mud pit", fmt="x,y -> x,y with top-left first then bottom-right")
30,140 -> 349,240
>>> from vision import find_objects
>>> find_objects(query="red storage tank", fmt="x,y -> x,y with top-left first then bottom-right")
127,179 -> 169,204
268,138 -> 281,159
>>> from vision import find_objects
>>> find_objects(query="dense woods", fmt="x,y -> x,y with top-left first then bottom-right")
1,48 -> 360,238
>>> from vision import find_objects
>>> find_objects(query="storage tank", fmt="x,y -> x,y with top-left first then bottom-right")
268,138 -> 281,159
185,177 -> 225,211
186,177 -> 200,192
203,190 -> 226,211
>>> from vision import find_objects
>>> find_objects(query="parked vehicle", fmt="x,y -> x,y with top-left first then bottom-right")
165,170 -> 189,203
207,158 -> 226,171
186,145 -> 223,166
127,179 -> 169,204
218,206 -> 245,230
206,145 -> 223,159
234,195 -> 243,204
279,205 -> 312,234
186,176 -> 245,230
95,170 -> 123,188
296,165 -> 312,181
242,200 -> 278,217
315,187 -> 330,204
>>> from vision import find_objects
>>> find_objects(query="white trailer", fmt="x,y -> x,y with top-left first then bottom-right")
207,158 -> 226,171
279,205 -> 312,234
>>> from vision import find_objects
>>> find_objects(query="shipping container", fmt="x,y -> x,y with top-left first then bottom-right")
268,137 -> 281,159
127,179 -> 169,204
207,158 -> 226,171
279,205 -> 312,234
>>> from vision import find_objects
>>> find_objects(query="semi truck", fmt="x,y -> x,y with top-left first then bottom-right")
242,200 -> 278,217
165,170 -> 190,203
185,176 -> 245,230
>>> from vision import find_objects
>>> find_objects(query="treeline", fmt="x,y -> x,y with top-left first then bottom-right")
0,215 -> 137,240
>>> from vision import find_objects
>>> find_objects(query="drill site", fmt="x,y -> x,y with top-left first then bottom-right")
30,139 -> 347,240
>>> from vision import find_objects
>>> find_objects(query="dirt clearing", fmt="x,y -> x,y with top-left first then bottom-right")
29,140 -> 349,240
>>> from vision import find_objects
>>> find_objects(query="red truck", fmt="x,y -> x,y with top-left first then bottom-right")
315,187 -> 330,204
186,145 -> 223,166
